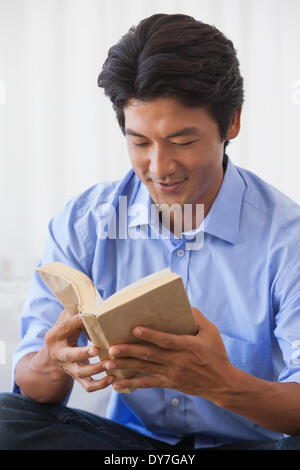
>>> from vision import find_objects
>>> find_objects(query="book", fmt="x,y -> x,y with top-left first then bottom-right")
36,262 -> 198,393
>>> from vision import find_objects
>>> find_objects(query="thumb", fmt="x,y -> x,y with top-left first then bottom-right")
191,307 -> 213,332
54,312 -> 84,340
56,308 -> 73,324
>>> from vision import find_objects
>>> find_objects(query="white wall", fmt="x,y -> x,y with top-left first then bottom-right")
0,0 -> 300,279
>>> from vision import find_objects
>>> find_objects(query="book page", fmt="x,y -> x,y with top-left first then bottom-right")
106,267 -> 171,301
36,262 -> 100,313
95,288 -> 104,306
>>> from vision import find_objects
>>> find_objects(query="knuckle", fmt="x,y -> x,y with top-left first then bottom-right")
136,378 -> 146,388
80,348 -> 89,360
168,365 -> 181,384
48,349 -> 57,364
208,322 -> 218,336
183,335 -> 195,349
62,366 -> 73,379
45,328 -> 54,345
85,382 -> 94,393
60,348 -> 68,363
142,361 -> 152,372
72,363 -> 81,377
163,338 -> 174,349
46,343 -> 59,363
141,349 -> 151,361
176,357 -> 189,369
168,352 -> 179,366
157,376 -> 167,388
59,320 -> 70,338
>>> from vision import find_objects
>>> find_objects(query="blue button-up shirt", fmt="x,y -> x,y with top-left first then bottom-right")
12,156 -> 300,448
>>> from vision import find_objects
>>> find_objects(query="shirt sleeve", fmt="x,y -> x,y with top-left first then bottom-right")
11,193 -> 95,394
273,247 -> 300,384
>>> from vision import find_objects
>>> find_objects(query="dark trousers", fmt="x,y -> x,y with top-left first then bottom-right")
0,392 -> 299,450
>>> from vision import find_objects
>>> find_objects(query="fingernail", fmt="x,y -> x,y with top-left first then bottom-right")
105,361 -> 115,370
133,327 -> 142,336
114,381 -> 123,389
89,347 -> 97,356
109,347 -> 120,357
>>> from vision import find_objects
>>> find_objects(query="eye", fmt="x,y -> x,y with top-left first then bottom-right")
132,142 -> 148,147
173,140 -> 198,147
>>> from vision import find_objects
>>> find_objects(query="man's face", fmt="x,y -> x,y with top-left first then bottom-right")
124,97 -> 240,222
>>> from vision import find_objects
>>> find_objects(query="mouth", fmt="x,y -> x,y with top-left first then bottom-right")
154,178 -> 187,193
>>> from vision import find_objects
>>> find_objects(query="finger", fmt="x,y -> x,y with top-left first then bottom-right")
104,358 -> 166,375
55,314 -> 84,340
109,343 -> 172,363
77,374 -> 115,393
72,360 -> 108,379
112,374 -> 167,392
130,326 -> 187,351
56,345 -> 99,363
191,307 -> 212,332
55,308 -> 73,323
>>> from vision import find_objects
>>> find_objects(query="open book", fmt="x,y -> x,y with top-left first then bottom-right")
36,262 -> 198,393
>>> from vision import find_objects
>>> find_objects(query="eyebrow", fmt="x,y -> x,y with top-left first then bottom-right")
125,127 -> 201,139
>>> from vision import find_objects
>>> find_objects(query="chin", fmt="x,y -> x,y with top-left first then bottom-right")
154,194 -> 187,208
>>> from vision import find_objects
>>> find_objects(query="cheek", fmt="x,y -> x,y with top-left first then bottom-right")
189,140 -> 223,171
129,151 -> 148,173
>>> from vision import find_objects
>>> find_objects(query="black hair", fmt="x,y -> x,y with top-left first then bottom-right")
98,13 -> 244,152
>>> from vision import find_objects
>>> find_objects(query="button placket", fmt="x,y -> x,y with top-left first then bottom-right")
176,249 -> 185,257
164,390 -> 187,435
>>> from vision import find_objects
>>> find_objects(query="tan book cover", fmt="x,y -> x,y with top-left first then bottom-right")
36,262 -> 198,393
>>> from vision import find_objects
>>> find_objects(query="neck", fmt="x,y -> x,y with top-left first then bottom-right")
160,159 -> 226,236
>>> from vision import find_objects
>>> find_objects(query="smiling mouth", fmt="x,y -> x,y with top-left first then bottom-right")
153,178 -> 187,193
158,181 -> 184,185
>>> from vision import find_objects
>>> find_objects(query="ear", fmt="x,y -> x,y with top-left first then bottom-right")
226,107 -> 242,140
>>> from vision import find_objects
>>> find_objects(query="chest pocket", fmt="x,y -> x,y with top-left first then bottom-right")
220,333 -> 274,381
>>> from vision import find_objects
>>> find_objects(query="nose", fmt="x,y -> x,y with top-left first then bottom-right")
148,143 -> 178,180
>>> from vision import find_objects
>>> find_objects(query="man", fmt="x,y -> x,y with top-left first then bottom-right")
1,13 -> 300,450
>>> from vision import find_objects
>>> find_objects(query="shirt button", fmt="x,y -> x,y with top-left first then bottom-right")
171,398 -> 179,407
176,249 -> 185,257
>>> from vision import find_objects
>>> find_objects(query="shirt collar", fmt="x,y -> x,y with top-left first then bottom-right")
204,156 -> 247,244
127,179 -> 151,228
128,156 -> 247,245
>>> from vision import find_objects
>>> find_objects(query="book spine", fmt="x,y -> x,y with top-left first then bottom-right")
79,313 -> 110,360
79,313 -> 139,393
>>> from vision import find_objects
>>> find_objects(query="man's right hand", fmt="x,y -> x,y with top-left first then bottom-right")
15,309 -> 114,403
45,309 -> 115,393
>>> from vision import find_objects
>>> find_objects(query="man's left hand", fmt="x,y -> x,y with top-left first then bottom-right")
104,307 -> 235,401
